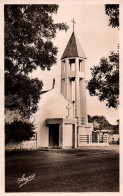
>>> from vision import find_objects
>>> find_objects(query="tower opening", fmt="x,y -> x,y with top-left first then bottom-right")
79,59 -> 85,72
62,60 -> 65,73
79,60 -> 82,72
69,59 -> 75,71
69,78 -> 75,102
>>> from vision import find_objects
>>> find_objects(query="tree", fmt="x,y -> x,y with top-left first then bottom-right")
5,5 -> 68,74
5,71 -> 43,119
5,120 -> 35,145
5,5 -> 68,144
105,4 -> 119,29
87,4 -> 119,109
87,51 -> 119,108
88,115 -> 118,131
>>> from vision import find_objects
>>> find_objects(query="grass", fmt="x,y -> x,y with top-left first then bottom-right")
5,145 -> 119,192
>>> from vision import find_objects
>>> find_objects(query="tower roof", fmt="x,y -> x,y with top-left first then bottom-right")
61,32 -> 86,60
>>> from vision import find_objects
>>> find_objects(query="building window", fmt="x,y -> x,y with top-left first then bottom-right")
79,60 -> 85,72
79,60 -> 82,72
70,78 -> 75,102
69,59 -> 75,71
62,60 -> 65,73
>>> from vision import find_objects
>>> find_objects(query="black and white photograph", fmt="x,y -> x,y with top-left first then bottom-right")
0,0 -> 122,194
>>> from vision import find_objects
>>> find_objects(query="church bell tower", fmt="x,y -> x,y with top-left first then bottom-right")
61,27 -> 87,125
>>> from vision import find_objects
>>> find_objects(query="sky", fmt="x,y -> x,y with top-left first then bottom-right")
31,3 -> 119,125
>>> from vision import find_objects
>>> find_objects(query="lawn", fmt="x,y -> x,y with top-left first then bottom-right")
5,145 -> 119,192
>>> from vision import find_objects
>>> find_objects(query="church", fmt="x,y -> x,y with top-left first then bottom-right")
34,29 -> 95,149
6,23 -> 109,150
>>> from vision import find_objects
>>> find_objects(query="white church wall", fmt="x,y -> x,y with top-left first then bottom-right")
64,124 -> 73,147
38,122 -> 49,147
34,89 -> 74,148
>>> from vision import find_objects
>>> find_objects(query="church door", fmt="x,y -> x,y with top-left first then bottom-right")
49,124 -> 59,147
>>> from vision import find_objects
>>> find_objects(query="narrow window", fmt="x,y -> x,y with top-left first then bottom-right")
79,60 -> 82,72
71,78 -> 75,102
62,60 -> 65,73
69,59 -> 75,71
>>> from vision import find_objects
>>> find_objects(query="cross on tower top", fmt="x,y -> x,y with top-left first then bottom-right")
71,18 -> 76,32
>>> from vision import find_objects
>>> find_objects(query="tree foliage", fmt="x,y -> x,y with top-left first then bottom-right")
5,5 -> 68,144
87,4 -> 119,109
5,120 -> 35,145
105,4 -> 119,28
87,51 -> 119,108
5,5 -> 68,73
88,115 -> 119,132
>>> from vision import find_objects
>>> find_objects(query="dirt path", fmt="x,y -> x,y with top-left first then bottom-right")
5,145 -> 119,192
